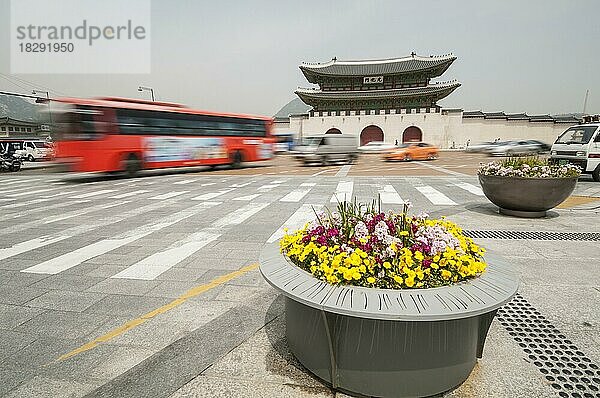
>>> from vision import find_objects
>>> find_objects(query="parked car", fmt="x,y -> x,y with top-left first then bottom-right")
486,140 -> 544,156
382,142 -> 439,161
357,141 -> 396,153
294,135 -> 358,165
550,121 -> 600,182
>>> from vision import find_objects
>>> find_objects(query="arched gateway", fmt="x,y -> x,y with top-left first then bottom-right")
402,126 -> 422,143
360,125 -> 384,146
325,128 -> 342,134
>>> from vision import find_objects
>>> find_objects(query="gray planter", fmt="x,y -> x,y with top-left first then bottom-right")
260,243 -> 519,398
478,174 -> 578,218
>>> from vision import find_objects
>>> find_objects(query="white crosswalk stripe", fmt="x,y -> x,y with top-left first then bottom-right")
233,194 -> 261,201
280,182 -> 316,202
109,190 -> 151,199
192,189 -> 234,201
330,181 -> 353,203
268,203 -> 324,243
69,189 -> 116,199
211,202 -> 269,228
415,185 -> 457,205
20,201 -> 221,275
111,231 -> 221,280
378,185 -> 404,204
7,188 -> 57,197
335,165 -> 352,177
1,200 -> 186,260
453,182 -> 484,196
173,179 -> 199,185
3,198 -> 53,209
149,191 -> 189,200
112,201 -> 270,280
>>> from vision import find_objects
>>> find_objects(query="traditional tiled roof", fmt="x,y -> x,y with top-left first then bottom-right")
483,112 -> 506,120
528,114 -> 555,122
295,81 -> 461,101
299,54 -> 456,83
553,115 -> 583,123
506,113 -> 529,120
462,110 -> 485,118
462,111 -> 582,124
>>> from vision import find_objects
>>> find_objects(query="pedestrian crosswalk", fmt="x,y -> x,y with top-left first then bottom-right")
1,174 -> 523,281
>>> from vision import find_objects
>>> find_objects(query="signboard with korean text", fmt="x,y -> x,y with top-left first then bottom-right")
363,76 -> 383,84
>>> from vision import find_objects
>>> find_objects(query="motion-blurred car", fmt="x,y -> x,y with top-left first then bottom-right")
382,142 -> 439,161
465,141 -> 495,153
486,140 -> 545,156
525,140 -> 551,152
357,141 -> 396,153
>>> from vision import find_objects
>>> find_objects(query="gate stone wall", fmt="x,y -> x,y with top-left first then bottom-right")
285,110 -> 576,149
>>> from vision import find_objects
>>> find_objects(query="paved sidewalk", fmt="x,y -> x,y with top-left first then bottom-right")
167,203 -> 600,398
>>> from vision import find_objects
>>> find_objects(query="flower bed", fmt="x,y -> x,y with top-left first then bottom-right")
479,156 -> 581,178
261,200 -> 519,397
280,202 -> 486,289
478,157 -> 580,218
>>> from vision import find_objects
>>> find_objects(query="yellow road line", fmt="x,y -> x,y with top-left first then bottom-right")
556,195 -> 600,209
57,262 -> 259,362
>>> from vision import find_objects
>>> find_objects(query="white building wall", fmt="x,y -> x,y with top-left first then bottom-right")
285,110 -> 575,148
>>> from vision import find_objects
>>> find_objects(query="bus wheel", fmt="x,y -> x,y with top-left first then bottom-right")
593,166 -> 600,182
230,151 -> 243,169
124,153 -> 141,177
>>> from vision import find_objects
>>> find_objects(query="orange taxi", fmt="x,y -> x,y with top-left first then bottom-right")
382,142 -> 439,161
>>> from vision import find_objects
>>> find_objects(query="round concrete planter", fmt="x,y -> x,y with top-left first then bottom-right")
260,243 -> 519,398
478,174 -> 578,218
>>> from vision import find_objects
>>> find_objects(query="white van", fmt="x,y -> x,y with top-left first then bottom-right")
20,140 -> 54,162
294,135 -> 358,165
550,116 -> 600,182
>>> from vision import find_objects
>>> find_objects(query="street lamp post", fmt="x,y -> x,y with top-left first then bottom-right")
138,86 -> 155,101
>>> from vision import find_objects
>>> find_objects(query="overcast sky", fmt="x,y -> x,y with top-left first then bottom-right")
1,0 -> 598,116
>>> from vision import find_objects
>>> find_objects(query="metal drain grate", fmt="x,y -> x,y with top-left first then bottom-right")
497,294 -> 600,397
463,230 -> 600,241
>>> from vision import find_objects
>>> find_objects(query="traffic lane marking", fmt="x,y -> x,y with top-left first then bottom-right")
56,262 -> 259,361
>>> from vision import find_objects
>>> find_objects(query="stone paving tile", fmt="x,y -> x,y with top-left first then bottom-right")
169,375 -> 334,398
213,284 -> 265,303
106,299 -> 235,349
155,267 -> 208,282
15,310 -> 112,340
203,315 -> 328,389
0,364 -> 32,397
145,280 -> 202,299
0,270 -> 49,287
85,278 -> 161,296
519,285 -> 600,329
3,335 -> 84,369
29,274 -> 106,292
26,290 -> 107,312
85,264 -> 129,278
0,330 -> 38,360
87,345 -> 157,381
0,304 -> 46,330
84,294 -> 172,318
0,285 -> 48,305
3,375 -> 97,398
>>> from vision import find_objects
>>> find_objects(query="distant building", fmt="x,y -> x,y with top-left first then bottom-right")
0,117 -> 46,138
275,54 -> 580,148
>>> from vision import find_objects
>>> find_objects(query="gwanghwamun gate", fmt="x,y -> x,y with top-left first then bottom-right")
274,53 -> 580,148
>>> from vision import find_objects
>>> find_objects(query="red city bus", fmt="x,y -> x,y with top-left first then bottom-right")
53,97 -> 274,175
